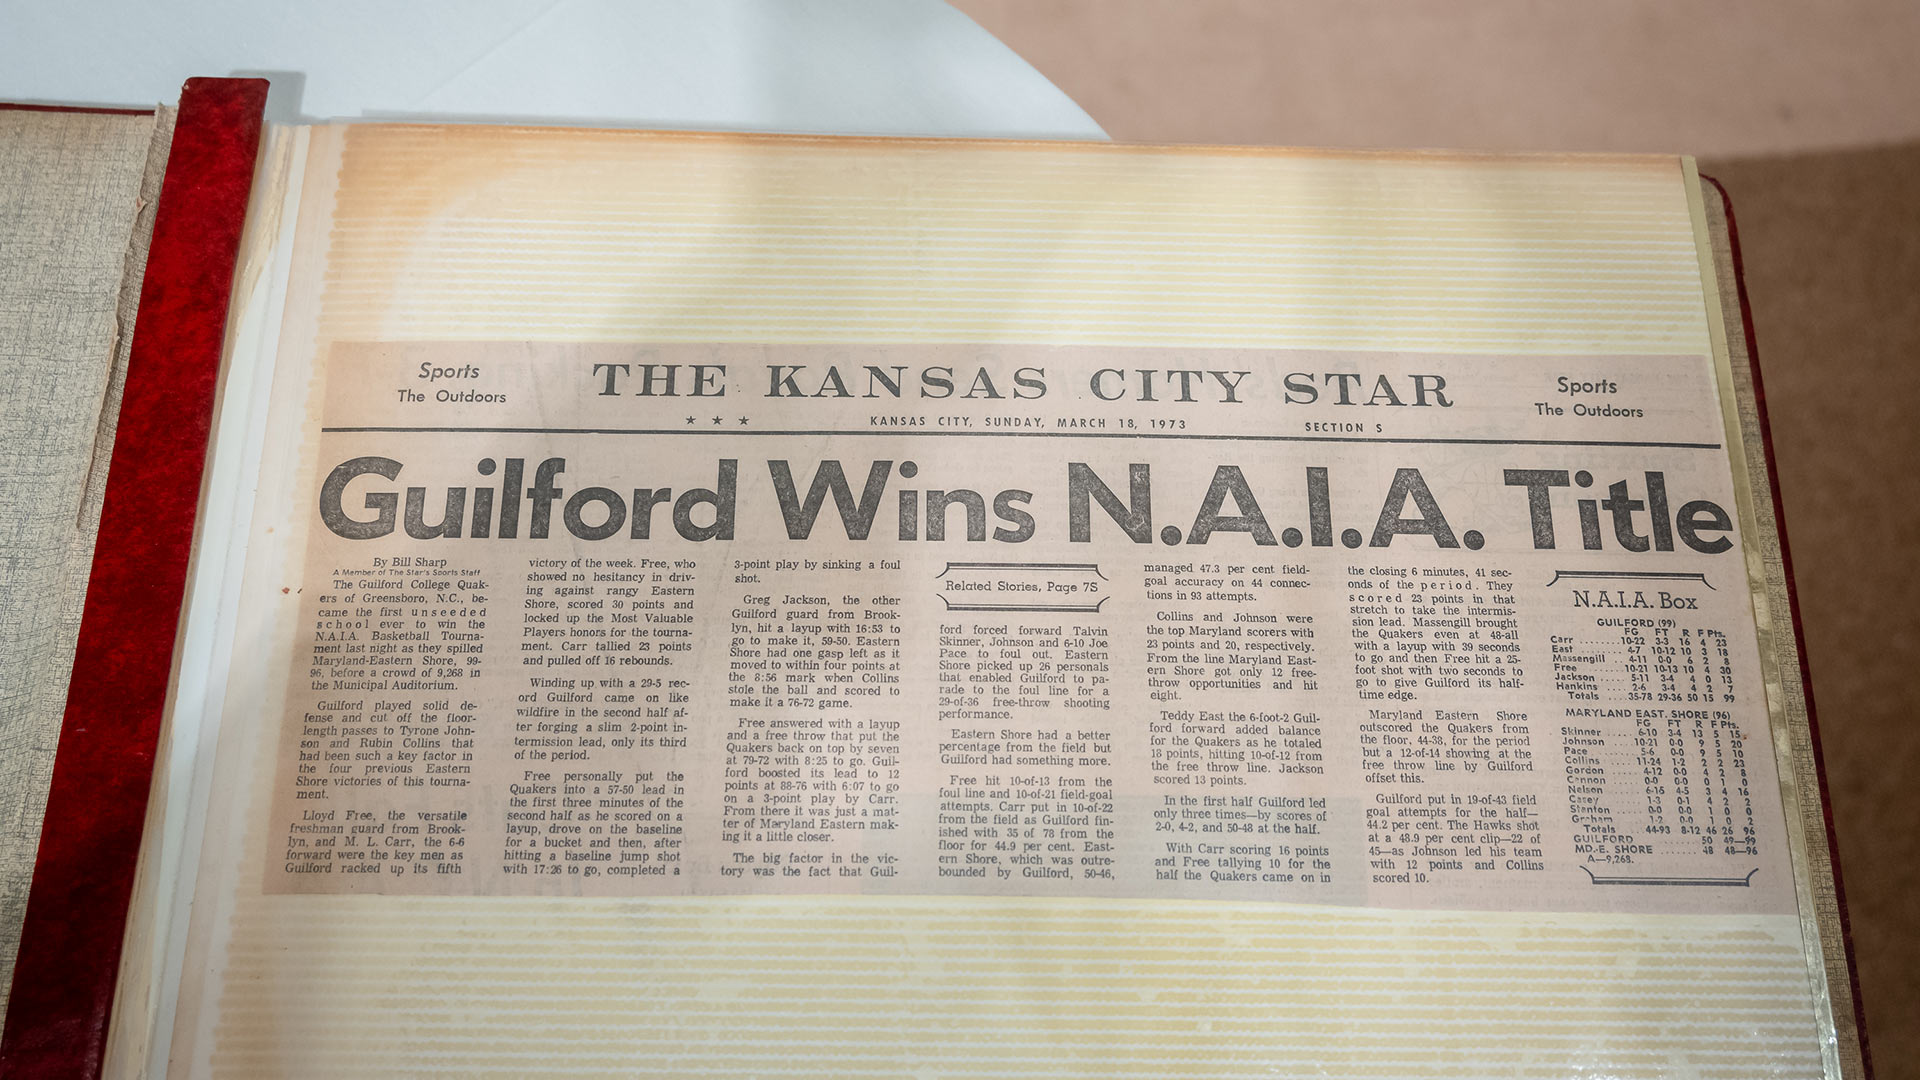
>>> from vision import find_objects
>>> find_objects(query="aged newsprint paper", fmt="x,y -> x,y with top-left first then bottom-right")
151,127 -> 1848,1078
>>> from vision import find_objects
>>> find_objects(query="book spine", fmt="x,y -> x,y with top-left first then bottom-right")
0,76 -> 267,1080
1705,173 -> 1874,1079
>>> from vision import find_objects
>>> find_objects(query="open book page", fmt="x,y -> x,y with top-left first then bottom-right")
157,125 -> 1843,1077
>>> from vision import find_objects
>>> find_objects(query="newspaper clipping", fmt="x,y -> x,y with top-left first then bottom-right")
267,342 -> 1792,916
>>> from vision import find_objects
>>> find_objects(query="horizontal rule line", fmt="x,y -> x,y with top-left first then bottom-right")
318,426 -> 1722,450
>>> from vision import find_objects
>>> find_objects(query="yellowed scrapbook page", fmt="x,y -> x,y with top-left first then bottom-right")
152,126 -> 1848,1078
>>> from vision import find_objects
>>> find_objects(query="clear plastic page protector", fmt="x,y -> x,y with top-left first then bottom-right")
166,127 -> 1843,1078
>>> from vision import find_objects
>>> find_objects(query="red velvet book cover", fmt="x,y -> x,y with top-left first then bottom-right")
0,77 -> 267,1080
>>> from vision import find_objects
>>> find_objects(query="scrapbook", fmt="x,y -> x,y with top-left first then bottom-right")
1,80 -> 1866,1079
